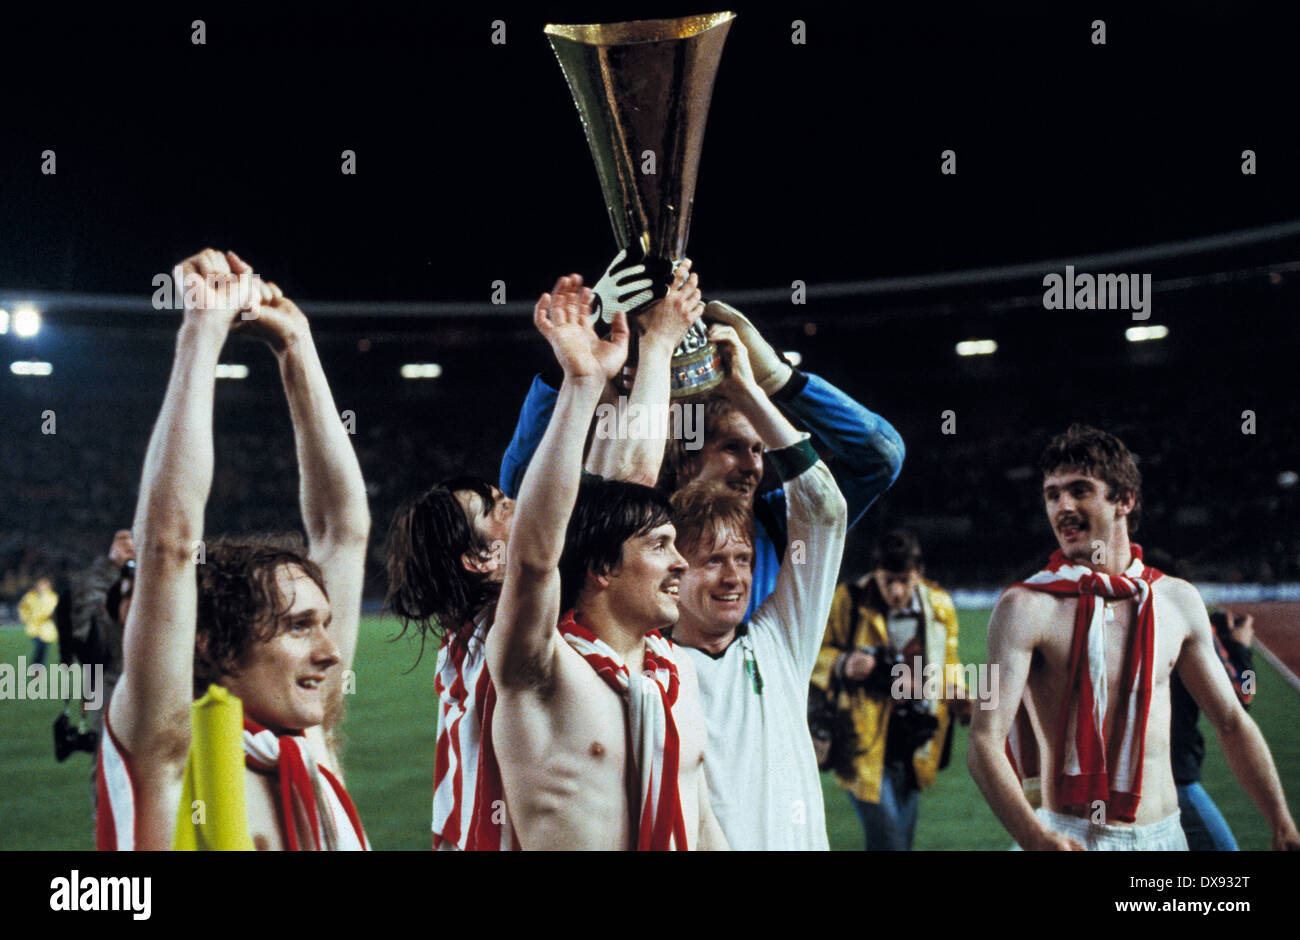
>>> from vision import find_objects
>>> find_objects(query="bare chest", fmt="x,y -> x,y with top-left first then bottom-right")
491,667 -> 632,847
1034,595 -> 1180,686
553,669 -> 632,774
494,654 -> 705,849
245,769 -> 286,851
1024,587 -> 1191,821
540,655 -> 705,780
1029,594 -> 1184,721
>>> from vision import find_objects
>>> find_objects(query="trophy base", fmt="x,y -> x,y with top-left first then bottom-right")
670,343 -> 724,398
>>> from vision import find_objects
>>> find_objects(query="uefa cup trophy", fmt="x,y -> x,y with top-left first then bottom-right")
545,12 -> 735,397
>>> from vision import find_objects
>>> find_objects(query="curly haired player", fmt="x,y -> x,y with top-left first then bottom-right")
100,249 -> 370,851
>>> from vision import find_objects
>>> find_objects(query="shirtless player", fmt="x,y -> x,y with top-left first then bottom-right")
385,262 -> 703,850
101,249 -> 370,850
969,424 -> 1299,850
485,273 -> 726,850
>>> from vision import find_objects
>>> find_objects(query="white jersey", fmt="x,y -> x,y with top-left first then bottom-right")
682,460 -> 846,850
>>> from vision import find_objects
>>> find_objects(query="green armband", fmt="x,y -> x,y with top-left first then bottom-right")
766,436 -> 819,481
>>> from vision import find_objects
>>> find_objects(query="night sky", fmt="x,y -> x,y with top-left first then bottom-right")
4,2 -> 1299,313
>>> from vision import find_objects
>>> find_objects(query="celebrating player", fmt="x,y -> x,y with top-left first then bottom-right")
386,264 -> 704,850
101,249 -> 370,850
968,424 -> 1300,851
665,323 -> 848,849
483,274 -> 726,849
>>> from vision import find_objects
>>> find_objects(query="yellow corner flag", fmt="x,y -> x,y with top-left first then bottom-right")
173,685 -> 255,850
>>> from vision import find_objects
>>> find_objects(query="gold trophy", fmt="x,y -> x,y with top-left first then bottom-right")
545,12 -> 735,397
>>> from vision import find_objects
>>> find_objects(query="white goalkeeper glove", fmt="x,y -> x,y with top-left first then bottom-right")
703,300 -> 794,396
590,249 -> 657,325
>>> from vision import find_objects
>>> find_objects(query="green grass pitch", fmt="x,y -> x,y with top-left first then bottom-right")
0,611 -> 1294,850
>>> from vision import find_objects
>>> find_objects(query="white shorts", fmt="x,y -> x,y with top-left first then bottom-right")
1023,807 -> 1189,851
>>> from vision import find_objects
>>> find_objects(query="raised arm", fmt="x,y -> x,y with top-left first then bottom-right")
234,280 -> 370,742
704,301 -> 905,526
487,276 -> 628,690
741,431 -> 847,679
757,454 -> 847,678
709,323 -> 847,675
109,249 -> 256,844
500,253 -> 663,496
585,260 -> 702,486
778,372 -> 904,526
967,588 -> 1081,851
707,324 -> 802,451
1172,583 -> 1300,850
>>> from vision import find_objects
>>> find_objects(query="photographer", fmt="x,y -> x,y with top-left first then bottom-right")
47,531 -> 135,838
811,530 -> 970,850
56,530 -> 135,745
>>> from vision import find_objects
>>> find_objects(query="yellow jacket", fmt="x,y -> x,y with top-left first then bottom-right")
812,578 -> 964,803
19,586 -> 59,644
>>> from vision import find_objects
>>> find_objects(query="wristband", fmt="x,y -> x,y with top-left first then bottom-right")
765,435 -> 819,481
769,368 -> 808,403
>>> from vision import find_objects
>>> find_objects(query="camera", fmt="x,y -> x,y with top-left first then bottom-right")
856,645 -> 940,755
851,645 -> 902,697
889,700 -> 940,755
53,712 -> 98,762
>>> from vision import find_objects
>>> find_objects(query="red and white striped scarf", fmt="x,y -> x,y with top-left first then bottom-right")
432,608 -> 517,850
243,718 -> 369,850
1011,546 -> 1162,823
557,610 -> 688,851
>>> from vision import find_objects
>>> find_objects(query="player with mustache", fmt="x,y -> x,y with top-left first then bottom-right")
969,424 -> 1299,850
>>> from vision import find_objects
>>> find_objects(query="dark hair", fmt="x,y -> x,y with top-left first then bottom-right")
872,529 -> 923,574
668,479 -> 755,558
385,476 -> 502,658
560,479 -> 675,612
659,395 -> 749,492
194,535 -> 328,699
1039,424 -> 1142,533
